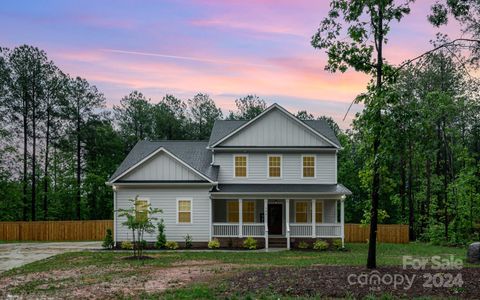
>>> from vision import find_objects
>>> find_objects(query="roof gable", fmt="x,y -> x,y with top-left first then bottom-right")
211,104 -> 340,148
108,141 -> 218,184
118,150 -> 206,182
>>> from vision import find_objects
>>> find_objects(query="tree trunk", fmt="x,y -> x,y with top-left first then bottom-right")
43,100 -> 51,220
76,99 -> 81,220
367,3 -> 383,270
22,95 -> 28,221
408,141 -> 416,241
400,152 -> 406,220
31,86 -> 37,221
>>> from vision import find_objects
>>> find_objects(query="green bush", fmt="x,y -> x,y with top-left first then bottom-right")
121,241 -> 133,250
297,241 -> 310,249
313,240 -> 329,251
332,239 -> 343,250
165,241 -> 179,250
208,238 -> 220,249
185,234 -> 193,249
243,236 -> 257,250
102,228 -> 114,250
155,219 -> 167,249
140,239 -> 147,250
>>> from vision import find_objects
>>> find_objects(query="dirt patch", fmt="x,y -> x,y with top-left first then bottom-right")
223,265 -> 480,299
0,260 -> 235,299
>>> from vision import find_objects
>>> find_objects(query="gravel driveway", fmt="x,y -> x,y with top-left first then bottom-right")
0,242 -> 101,272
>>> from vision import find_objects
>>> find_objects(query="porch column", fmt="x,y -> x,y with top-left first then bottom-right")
208,196 -> 212,241
239,199 -> 243,238
264,199 -> 268,249
286,199 -> 290,249
311,199 -> 316,238
113,186 -> 117,245
341,196 -> 345,247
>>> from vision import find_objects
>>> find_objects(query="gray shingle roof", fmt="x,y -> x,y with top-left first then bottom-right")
212,184 -> 352,195
208,119 -> 340,147
108,140 -> 218,182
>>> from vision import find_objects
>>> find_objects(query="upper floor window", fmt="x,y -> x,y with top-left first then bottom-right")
302,155 -> 316,178
268,155 -> 282,178
234,155 -> 248,177
177,198 -> 192,223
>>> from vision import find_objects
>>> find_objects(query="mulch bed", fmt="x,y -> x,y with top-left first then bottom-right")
222,265 -> 480,299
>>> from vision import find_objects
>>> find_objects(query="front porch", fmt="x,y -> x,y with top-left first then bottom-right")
210,198 -> 345,249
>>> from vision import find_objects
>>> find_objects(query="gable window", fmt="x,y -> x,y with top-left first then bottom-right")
295,201 -> 308,223
316,200 -> 323,223
177,198 -> 192,223
234,155 -> 247,177
302,155 -> 316,178
268,155 -> 282,178
135,198 -> 149,222
227,200 -> 255,223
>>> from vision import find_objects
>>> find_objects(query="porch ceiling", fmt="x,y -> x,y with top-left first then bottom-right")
211,184 -> 352,196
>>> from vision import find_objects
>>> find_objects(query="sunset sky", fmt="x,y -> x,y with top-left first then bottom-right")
0,0 -> 462,128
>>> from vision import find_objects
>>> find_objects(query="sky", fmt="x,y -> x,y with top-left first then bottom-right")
0,0 -> 463,128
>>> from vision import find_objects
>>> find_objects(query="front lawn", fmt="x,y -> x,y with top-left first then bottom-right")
0,242 -> 476,299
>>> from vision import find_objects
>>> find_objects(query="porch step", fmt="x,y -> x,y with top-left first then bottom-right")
268,237 -> 287,248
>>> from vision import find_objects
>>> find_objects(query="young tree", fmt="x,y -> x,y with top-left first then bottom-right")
312,0 -> 413,268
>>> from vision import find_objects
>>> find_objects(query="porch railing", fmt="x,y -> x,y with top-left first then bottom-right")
290,223 -> 341,237
290,223 -> 312,237
212,223 -> 265,237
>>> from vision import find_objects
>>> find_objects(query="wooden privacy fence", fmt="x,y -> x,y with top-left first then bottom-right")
0,221 -> 408,243
0,220 -> 113,241
345,223 -> 409,244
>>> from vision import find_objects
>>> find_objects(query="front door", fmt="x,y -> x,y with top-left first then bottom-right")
268,204 -> 283,235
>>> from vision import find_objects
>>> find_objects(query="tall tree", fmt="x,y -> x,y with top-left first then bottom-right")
153,94 -> 187,140
227,95 -> 267,120
312,0 -> 413,268
113,91 -> 153,150
188,93 -> 222,139
62,77 -> 105,219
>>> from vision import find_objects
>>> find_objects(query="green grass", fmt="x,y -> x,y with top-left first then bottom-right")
1,242 -> 473,299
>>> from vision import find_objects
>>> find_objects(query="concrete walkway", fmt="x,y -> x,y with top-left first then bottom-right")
0,242 -> 101,273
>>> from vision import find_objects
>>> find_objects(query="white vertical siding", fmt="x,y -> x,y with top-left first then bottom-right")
216,152 -> 336,184
120,151 -> 203,181
115,187 -> 211,242
220,109 -> 331,147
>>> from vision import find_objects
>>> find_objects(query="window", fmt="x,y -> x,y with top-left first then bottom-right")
268,155 -> 282,178
234,155 -> 247,177
316,200 -> 323,223
303,155 -> 315,178
177,199 -> 192,223
295,201 -> 308,223
227,200 -> 255,223
135,199 -> 149,222
243,201 -> 255,223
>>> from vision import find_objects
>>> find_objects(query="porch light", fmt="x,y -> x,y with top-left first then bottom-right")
340,195 -> 346,201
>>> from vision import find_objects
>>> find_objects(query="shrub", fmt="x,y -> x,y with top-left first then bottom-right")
297,241 -> 310,249
165,241 -> 179,250
185,234 -> 193,249
208,238 -> 220,249
155,219 -> 167,249
332,238 -> 343,249
102,229 -> 114,250
243,236 -> 257,250
313,240 -> 329,251
121,241 -> 133,250
140,239 -> 148,250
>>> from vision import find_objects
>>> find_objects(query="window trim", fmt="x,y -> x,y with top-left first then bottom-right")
294,200 -> 309,223
134,197 -> 150,222
301,154 -> 316,179
176,197 -> 193,224
267,154 -> 283,179
233,154 -> 248,178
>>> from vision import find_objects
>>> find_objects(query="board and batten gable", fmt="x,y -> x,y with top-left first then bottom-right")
218,108 -> 332,147
115,187 -> 211,242
118,150 -> 205,181
215,152 -> 337,184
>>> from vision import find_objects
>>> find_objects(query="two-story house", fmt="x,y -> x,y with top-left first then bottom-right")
107,103 -> 351,249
